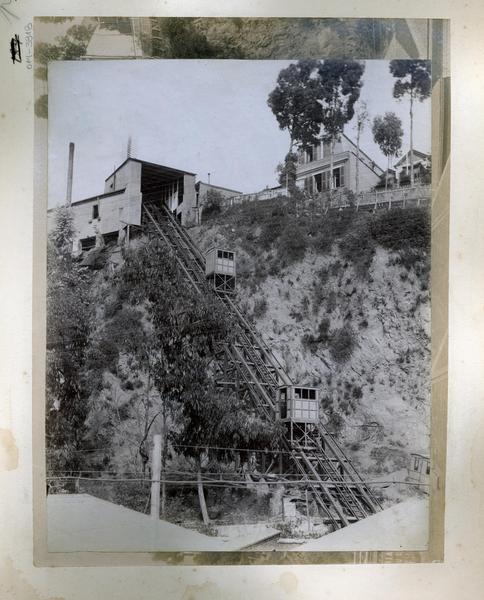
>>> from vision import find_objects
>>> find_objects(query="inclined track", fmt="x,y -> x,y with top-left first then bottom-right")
142,201 -> 381,527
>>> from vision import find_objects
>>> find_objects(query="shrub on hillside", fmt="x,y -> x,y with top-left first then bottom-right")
370,207 -> 430,253
309,211 -> 355,254
301,317 -> 331,354
329,324 -> 356,363
259,212 -> 288,250
201,189 -> 224,220
325,411 -> 345,437
252,297 -> 268,319
276,223 -> 307,266
339,218 -> 375,278
317,317 -> 331,343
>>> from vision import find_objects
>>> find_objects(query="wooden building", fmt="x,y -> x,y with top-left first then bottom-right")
296,134 -> 384,195
48,158 -> 198,251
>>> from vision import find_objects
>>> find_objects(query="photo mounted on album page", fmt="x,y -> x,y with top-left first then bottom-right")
31,17 -> 450,566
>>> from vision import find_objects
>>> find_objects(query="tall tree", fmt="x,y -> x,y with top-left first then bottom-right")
353,100 -> 369,197
118,238 -> 280,521
268,60 -> 323,193
46,206 -> 93,475
316,60 -> 365,190
276,152 -> 298,195
389,60 -> 431,186
372,112 -> 403,191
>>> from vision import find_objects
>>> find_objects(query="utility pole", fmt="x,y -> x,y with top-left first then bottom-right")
150,434 -> 162,520
65,142 -> 75,206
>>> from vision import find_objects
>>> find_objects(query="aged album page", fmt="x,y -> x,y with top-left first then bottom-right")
1,0 -> 483,598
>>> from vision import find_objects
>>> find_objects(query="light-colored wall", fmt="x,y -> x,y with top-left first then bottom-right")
296,135 -> 383,193
180,173 -> 197,226
47,190 -> 133,246
49,161 -> 195,242
104,160 -> 143,227
348,152 -> 382,193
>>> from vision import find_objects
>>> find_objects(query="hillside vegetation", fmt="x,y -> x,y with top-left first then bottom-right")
191,200 -> 431,499
47,200 -> 430,524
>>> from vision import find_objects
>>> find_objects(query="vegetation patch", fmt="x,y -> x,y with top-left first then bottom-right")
328,324 -> 357,363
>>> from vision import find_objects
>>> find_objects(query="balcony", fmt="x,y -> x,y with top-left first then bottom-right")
296,151 -> 350,178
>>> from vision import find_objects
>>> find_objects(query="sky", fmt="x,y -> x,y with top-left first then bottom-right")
48,59 -> 431,207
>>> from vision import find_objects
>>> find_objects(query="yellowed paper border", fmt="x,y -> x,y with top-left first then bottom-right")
31,17 -> 449,566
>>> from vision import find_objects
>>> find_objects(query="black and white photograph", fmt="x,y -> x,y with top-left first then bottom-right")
38,17 -> 440,559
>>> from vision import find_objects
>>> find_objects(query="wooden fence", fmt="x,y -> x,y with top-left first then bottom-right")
219,185 -> 431,219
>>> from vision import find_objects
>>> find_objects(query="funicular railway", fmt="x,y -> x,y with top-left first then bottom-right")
142,199 -> 382,530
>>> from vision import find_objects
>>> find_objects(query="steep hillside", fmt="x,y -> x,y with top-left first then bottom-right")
190,201 -> 431,503
47,201 -> 430,521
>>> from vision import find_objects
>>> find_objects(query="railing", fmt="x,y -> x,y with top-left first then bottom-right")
319,185 -> 432,211
223,188 -> 289,207
218,185 -> 431,216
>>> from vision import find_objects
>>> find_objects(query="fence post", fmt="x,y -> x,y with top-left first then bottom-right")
150,434 -> 162,520
305,488 -> 312,533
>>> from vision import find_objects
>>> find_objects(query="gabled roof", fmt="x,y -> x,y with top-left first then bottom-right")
196,181 -> 243,194
46,188 -> 127,212
341,134 -> 384,175
394,150 -> 431,168
105,157 -> 196,181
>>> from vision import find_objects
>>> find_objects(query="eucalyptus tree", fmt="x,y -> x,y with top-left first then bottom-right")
317,60 -> 365,189
46,206 -> 93,475
268,59 -> 323,192
372,112 -> 403,191
353,100 -> 369,196
389,60 -> 431,186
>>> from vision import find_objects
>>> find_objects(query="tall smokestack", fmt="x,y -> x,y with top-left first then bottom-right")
208,172 -> 211,185
66,142 -> 75,206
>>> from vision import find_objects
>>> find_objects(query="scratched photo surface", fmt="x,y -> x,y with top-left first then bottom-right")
34,17 -> 449,564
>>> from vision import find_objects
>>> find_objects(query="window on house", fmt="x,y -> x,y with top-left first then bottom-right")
92,205 -> 99,219
306,147 -> 314,163
333,166 -> 345,188
426,462 -> 430,475
314,173 -> 322,192
313,143 -> 321,161
322,142 -> 331,158
414,456 -> 419,471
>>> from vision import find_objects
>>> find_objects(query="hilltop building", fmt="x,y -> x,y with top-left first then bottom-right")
393,150 -> 431,185
296,134 -> 385,195
195,180 -> 243,224
374,150 -> 431,189
48,156 -> 240,251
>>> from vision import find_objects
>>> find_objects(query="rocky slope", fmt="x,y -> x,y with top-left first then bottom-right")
190,204 -> 431,503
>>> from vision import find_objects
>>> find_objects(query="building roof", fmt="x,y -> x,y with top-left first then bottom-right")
47,188 -> 127,211
342,134 -> 384,175
394,150 -> 431,168
196,181 -> 243,195
410,452 -> 430,460
105,157 -> 196,182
